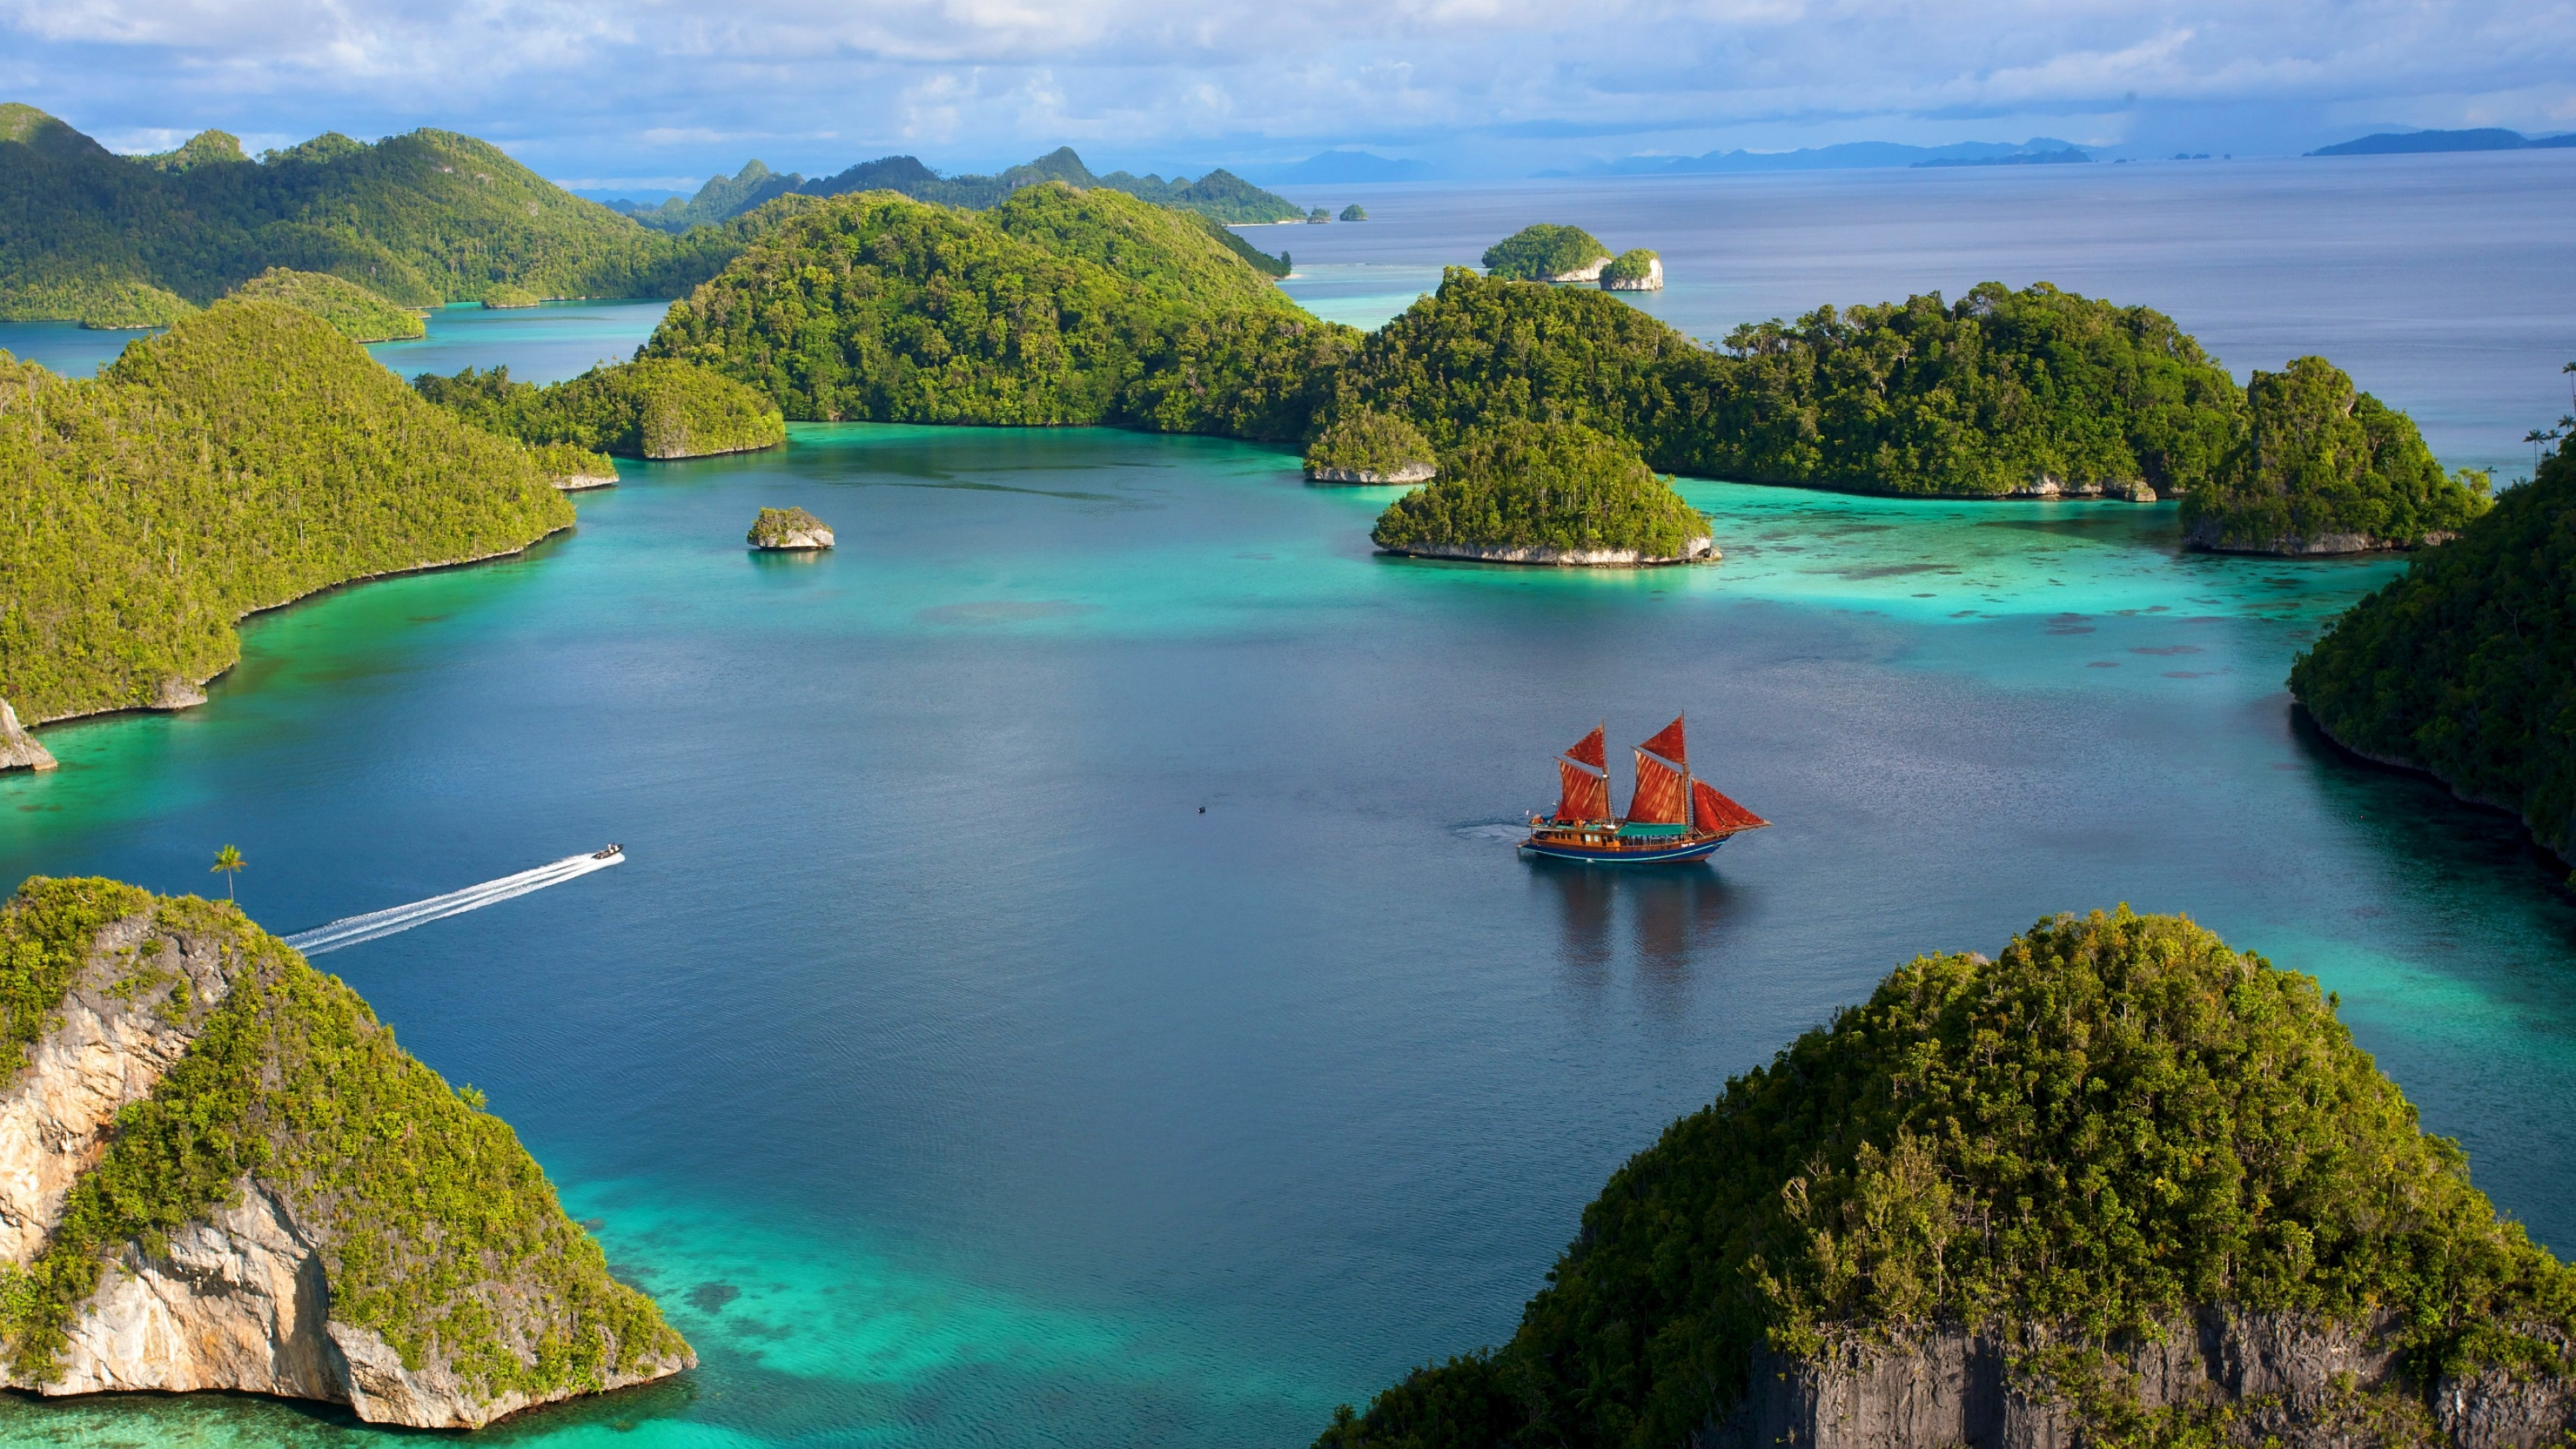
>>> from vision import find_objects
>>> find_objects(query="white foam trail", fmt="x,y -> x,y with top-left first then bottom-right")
284,851 -> 623,956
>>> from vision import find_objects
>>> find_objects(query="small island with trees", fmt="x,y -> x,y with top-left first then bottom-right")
227,267 -> 426,341
748,506 -> 834,550
414,358 -> 786,461
1368,420 -> 1714,565
1599,248 -> 1663,291
1303,411 -> 1436,483
1481,224 -> 1614,282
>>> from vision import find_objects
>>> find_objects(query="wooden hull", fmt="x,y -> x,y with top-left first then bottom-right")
1519,831 -> 1737,865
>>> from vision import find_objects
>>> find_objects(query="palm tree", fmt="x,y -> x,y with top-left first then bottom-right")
2562,360 -> 2574,413
2527,428 -> 2556,474
211,844 -> 244,900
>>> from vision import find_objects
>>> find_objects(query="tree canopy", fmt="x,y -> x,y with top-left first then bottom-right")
0,105 -> 755,318
1319,908 -> 2576,1449
0,301 -> 572,723
2290,443 -> 2576,861
2182,356 -> 2491,552
415,358 -> 785,460
1481,225 -> 1612,281
1370,421 -> 1707,557
227,266 -> 424,341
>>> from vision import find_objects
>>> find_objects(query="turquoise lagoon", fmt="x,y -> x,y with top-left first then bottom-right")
3,158 -> 2576,1445
1,420 -> 2572,1447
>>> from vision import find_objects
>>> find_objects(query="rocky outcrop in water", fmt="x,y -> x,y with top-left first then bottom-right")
2183,517 -> 2447,555
749,506 -> 835,549
0,702 -> 54,772
0,882 -> 691,1429
1699,1309 -> 2573,1449
1308,463 -> 1436,484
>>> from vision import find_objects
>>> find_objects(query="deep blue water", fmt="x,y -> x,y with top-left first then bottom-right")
0,161 -> 2571,1448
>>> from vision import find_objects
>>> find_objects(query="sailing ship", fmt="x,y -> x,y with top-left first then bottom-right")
1521,715 -> 1769,864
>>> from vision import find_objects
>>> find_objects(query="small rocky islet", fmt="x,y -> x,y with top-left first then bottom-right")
748,505 -> 835,549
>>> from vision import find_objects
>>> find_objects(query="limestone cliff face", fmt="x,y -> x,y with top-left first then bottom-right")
1697,1309 -> 2574,1449
1306,462 -> 1436,484
0,894 -> 692,1429
0,702 -> 54,773
1381,535 -> 1719,566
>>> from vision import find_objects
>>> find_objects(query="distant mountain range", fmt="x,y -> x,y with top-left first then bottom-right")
1546,138 -> 2092,176
1239,150 -> 1434,184
2308,127 -> 2576,156
608,148 -> 1305,231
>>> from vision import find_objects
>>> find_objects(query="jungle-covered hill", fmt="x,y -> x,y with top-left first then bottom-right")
0,301 -> 573,724
0,103 -> 758,321
1318,908 -> 2576,1449
644,182 -> 1355,440
415,358 -> 784,460
2290,445 -> 2575,863
1369,421 -> 1709,560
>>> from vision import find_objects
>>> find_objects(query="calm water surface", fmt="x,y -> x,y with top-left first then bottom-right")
0,164 -> 2573,1447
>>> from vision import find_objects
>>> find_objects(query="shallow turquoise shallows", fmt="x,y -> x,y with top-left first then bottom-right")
1,420 -> 2572,1447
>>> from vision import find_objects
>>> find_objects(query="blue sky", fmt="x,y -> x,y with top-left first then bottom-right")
6,0 -> 2574,187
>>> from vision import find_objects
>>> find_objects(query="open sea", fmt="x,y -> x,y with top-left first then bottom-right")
0,154 -> 2572,1447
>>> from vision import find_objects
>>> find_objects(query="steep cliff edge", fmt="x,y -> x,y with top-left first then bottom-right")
0,877 -> 691,1428
1319,908 -> 2576,1449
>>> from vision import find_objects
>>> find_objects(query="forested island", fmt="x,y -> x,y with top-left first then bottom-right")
1318,907 -> 2576,1448
618,146 -> 1307,229
1370,421 -> 1713,564
0,105 -> 759,323
1304,411 -> 1436,483
0,877 -> 691,1426
1481,224 -> 1613,282
2290,442 -> 2574,867
0,301 -> 576,727
2182,357 -> 2489,553
415,358 -> 785,461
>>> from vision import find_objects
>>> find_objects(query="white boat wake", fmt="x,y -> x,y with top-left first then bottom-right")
282,848 -> 624,957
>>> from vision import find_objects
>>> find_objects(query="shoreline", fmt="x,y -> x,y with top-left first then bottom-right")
2292,704 -> 2573,871
25,525 -> 574,732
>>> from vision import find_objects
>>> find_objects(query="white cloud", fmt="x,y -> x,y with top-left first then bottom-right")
7,0 -> 2575,174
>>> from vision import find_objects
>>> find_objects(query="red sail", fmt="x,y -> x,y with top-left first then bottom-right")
1626,752 -> 1688,824
1690,780 -> 1770,833
1638,715 -> 1687,768
1556,759 -> 1610,822
1566,724 -> 1607,769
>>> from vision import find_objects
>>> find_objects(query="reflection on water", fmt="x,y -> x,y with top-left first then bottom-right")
1529,857 -> 1746,1020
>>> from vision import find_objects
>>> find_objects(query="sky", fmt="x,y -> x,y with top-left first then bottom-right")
6,0 -> 2575,189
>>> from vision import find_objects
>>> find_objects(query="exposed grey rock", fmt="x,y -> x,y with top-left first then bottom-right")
2184,517 -> 2402,555
1381,535 -> 1719,566
549,472 -> 619,492
1306,462 -> 1436,484
150,677 -> 206,710
1695,1309 -> 2571,1449
0,701 -> 54,772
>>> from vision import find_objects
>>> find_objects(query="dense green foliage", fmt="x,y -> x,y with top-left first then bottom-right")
1370,421 -> 1707,556
415,358 -> 785,459
795,146 -> 1305,223
1340,205 -> 1368,223
0,877 -> 152,1084
1601,249 -> 1660,284
0,105 -> 754,314
227,266 -> 423,341
645,184 -> 1352,440
480,283 -> 541,309
0,883 -> 688,1398
2182,357 -> 2491,551
1322,908 -> 2576,1449
749,506 -> 830,546
0,301 -> 573,722
1664,282 -> 2248,496
2290,446 -> 2576,862
1481,225 -> 1611,280
1324,269 -> 1697,451
1305,411 -> 1435,476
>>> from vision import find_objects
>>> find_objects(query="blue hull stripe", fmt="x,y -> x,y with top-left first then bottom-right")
1519,837 -> 1729,865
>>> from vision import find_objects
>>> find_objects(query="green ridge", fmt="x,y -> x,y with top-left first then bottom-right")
0,300 -> 574,723
2290,445 -> 2576,863
415,358 -> 785,460
226,266 -> 425,341
2183,356 -> 2491,551
645,184 -> 1352,440
0,881 -> 689,1401
1370,421 -> 1705,557
1320,908 -> 2576,1449
0,105 -> 755,315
